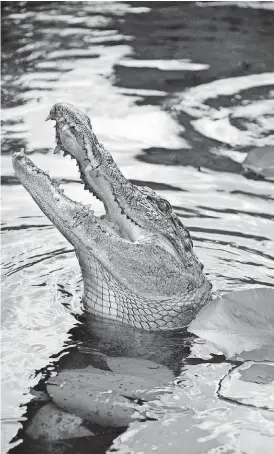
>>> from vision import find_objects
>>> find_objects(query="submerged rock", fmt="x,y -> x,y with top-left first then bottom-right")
106,356 -> 174,383
26,402 -> 93,441
47,367 -> 146,427
46,357 -> 174,427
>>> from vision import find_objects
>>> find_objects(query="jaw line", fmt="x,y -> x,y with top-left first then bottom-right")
49,113 -> 178,250
12,150 -> 182,262
12,149 -> 96,223
53,118 -> 148,241
12,150 -> 143,243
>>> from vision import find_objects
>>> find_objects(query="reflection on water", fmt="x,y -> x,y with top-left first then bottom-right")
1,1 -> 274,453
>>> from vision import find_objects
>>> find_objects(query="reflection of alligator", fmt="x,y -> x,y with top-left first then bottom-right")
12,103 -> 212,330
12,313 -> 190,452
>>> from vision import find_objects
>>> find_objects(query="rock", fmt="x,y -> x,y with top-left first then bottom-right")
242,146 -> 274,180
106,357 -> 174,383
188,287 -> 274,360
47,367 -> 146,427
26,402 -> 93,441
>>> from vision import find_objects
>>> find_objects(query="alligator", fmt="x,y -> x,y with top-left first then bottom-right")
12,103 -> 212,330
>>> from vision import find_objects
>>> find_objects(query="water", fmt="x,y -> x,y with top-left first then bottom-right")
1,1 -> 274,453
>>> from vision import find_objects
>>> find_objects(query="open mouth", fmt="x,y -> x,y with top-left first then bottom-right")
45,107 -> 148,242
12,148 -> 133,240
13,104 -> 184,260
12,103 -> 146,243
12,103 -> 196,270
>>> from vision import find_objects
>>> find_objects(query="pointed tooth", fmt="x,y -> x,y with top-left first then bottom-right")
86,204 -> 94,213
53,178 -> 61,187
14,148 -> 25,157
63,151 -> 69,157
54,145 -> 62,154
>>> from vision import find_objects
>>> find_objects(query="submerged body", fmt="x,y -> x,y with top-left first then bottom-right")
13,103 -> 211,330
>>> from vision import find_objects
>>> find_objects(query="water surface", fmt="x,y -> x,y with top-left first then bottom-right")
1,2 -> 274,453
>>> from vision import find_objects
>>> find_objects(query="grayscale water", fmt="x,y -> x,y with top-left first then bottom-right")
1,2 -> 274,453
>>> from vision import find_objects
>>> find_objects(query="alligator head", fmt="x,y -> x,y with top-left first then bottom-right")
13,103 -> 211,330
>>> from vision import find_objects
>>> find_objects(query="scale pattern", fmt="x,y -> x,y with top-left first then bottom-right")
80,255 -> 211,330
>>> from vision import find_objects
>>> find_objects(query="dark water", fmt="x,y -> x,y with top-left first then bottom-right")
1,2 -> 274,453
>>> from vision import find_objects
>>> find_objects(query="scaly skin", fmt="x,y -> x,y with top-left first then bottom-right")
12,103 -> 212,330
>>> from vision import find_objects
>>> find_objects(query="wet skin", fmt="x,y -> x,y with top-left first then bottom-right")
13,103 -> 212,331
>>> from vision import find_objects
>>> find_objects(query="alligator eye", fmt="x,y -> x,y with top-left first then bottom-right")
157,199 -> 171,213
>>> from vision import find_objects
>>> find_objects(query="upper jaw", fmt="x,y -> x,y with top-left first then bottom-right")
44,105 -> 159,243
46,108 -> 154,242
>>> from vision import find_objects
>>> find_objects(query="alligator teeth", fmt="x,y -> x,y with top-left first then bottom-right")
52,178 -> 61,187
54,145 -> 62,154
85,204 -> 94,213
14,148 -> 25,157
